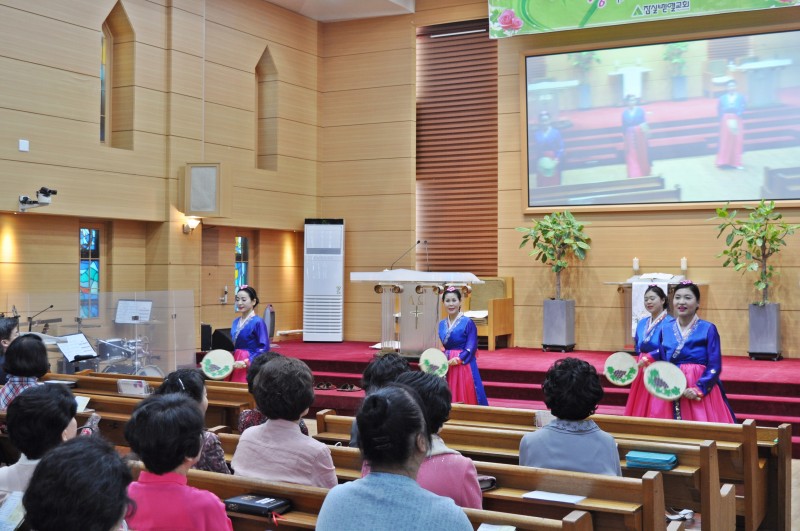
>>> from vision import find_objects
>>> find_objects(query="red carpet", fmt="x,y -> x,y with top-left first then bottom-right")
279,340 -> 800,456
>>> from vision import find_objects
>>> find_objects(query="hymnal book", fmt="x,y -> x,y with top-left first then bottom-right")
224,494 -> 291,517
477,474 -> 497,491
625,450 -> 677,470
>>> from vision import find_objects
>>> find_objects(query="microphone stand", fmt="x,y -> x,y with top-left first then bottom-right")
424,240 -> 430,272
389,240 -> 421,270
28,305 -> 54,332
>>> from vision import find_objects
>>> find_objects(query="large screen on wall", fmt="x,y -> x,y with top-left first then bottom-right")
524,29 -> 800,208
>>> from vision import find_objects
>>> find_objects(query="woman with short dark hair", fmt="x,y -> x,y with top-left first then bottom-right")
229,285 -> 269,382
317,384 -> 472,531
393,371 -> 482,509
519,357 -> 621,476
154,368 -> 230,474
23,436 -> 133,531
231,356 -> 336,488
0,316 -> 20,384
0,334 -> 49,410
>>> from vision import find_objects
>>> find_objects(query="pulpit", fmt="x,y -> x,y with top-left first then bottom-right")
350,269 -> 482,356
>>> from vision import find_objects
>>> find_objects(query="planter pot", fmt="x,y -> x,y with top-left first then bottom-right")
749,303 -> 782,361
671,75 -> 688,101
542,299 -> 575,352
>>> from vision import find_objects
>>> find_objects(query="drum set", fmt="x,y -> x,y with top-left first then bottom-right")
96,336 -> 164,377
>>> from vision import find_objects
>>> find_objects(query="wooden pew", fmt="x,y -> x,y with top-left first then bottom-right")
448,404 -> 790,531
128,461 -> 596,531
315,410 -> 736,530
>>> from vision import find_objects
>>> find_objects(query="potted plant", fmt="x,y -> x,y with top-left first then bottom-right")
568,51 -> 601,109
517,211 -> 591,351
712,200 -> 800,360
663,43 -> 689,100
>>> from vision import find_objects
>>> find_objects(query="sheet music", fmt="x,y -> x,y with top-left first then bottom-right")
0,491 -> 24,531
55,333 -> 97,362
115,299 -> 153,324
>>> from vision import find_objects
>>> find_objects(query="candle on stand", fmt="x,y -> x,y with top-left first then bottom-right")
633,257 -> 640,272
680,257 -> 688,271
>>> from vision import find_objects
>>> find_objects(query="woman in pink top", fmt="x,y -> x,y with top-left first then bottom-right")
394,371 -> 482,508
124,394 -> 233,531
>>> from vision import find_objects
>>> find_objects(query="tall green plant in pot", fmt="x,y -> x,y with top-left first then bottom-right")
712,200 -> 800,360
517,211 -> 591,351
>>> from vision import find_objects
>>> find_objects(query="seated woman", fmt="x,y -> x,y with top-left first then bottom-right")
23,436 -> 133,531
0,334 -> 49,410
393,371 -> 482,509
0,384 -> 78,493
350,352 -> 410,448
237,351 -> 308,435
231,356 -> 336,488
0,316 -> 20,384
125,394 -> 233,531
317,384 -> 472,531
154,368 -> 230,474
519,357 -> 621,476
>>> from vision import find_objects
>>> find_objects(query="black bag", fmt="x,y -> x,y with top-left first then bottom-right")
224,494 -> 291,517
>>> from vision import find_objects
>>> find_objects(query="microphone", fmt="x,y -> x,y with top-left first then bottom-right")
73,354 -> 97,362
28,305 -> 53,332
424,240 -> 430,272
389,240 -> 421,270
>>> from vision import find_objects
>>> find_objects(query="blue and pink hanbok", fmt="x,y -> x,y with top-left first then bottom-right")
438,314 -> 488,406
228,314 -> 269,382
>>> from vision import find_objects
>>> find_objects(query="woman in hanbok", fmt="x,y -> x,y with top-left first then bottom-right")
716,80 -> 746,170
621,95 -> 651,178
438,286 -> 488,406
229,286 -> 269,383
642,281 -> 735,423
531,111 -> 564,187
624,285 -> 673,417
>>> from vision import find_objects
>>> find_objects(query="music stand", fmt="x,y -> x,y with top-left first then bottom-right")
55,333 -> 99,373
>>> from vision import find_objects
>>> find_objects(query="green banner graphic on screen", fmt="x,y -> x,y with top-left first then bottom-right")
488,0 -> 799,38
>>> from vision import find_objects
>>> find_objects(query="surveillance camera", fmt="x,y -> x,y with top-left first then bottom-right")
38,187 -> 57,197
19,195 -> 31,204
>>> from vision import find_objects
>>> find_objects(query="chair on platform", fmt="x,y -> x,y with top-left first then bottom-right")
466,277 -> 514,351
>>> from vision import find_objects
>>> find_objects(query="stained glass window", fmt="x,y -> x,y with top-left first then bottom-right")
100,31 -> 107,143
80,228 -> 100,318
235,236 -> 249,289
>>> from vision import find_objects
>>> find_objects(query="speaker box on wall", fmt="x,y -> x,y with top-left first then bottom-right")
201,323 -> 212,351
180,163 -> 230,218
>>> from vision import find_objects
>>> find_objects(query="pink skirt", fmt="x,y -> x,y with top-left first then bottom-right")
445,351 -> 478,405
647,363 -> 735,423
226,349 -> 249,383
624,354 -> 652,417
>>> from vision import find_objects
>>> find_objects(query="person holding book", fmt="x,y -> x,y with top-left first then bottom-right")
317,384 -> 472,531
231,356 -> 336,488
519,357 -> 621,476
124,393 -> 233,531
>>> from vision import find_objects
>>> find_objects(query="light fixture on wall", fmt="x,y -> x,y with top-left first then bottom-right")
182,217 -> 201,234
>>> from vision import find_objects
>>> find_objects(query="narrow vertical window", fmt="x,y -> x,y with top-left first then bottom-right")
235,236 -> 249,288
100,28 -> 109,143
79,228 -> 100,318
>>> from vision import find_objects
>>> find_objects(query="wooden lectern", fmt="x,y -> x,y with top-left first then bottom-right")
350,269 -> 482,356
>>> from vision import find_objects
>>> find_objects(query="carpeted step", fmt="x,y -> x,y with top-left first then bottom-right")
311,371 -> 363,388
488,397 -> 625,417
483,380 -> 629,407
725,393 -> 800,417
734,413 -> 800,437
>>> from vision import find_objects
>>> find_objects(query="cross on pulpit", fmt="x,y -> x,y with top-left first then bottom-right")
410,306 -> 423,329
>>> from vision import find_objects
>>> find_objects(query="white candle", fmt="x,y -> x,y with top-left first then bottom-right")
681,257 -> 688,271
633,257 -> 640,271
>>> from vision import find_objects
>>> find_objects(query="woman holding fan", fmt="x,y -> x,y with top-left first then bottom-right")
438,286 -> 488,406
624,285 -> 673,417
229,286 -> 269,383
642,281 -> 735,423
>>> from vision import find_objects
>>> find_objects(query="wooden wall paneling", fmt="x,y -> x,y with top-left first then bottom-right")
172,0 -> 204,16
204,102 -> 255,149
205,0 -> 319,56
0,6 -> 100,76
202,143 -> 255,174
497,112 -> 520,154
169,4 -> 204,56
344,231 -> 415,269
263,43 -> 319,91
204,21 -> 267,73
497,72 -> 520,116
276,82 -> 318,125
0,58 -> 97,123
320,159 -> 415,197
321,49 -> 413,92
320,196 -> 414,232
0,0 -> 119,29
412,0 -> 487,27
321,15 -> 414,58
134,44 -> 169,92
321,85 -> 414,128
170,51 -> 204,98
168,94 -> 204,140
210,190 -> 314,230
109,220 -> 147,265
204,62 -> 255,111
200,265 -> 226,306
253,265 -> 302,304
115,0 -> 167,49
321,122 -> 414,162
0,264 -> 77,294
275,119 -> 317,162
107,264 -> 146,293
272,157 -> 317,197
343,301 -> 381,341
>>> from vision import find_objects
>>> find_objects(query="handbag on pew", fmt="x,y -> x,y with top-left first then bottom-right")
224,494 -> 291,517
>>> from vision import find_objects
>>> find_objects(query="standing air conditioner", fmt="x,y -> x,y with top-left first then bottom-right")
303,219 -> 344,342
